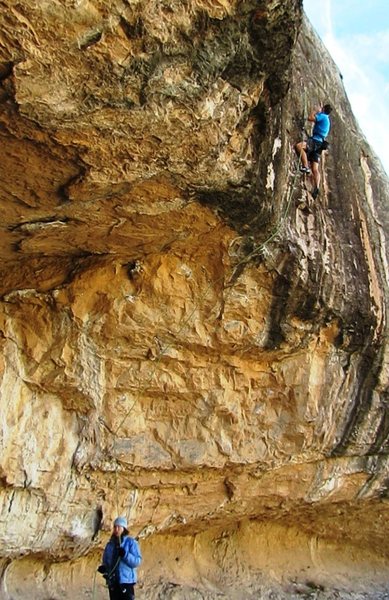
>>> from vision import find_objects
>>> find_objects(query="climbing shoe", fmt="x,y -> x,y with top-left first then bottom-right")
311,187 -> 319,199
299,166 -> 311,175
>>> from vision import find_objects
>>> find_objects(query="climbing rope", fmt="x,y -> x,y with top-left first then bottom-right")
92,535 -> 122,599
104,136 -> 304,479
90,81 -> 320,600
228,114 -> 306,280
227,157 -> 302,281
92,101 -> 308,596
111,274 -> 220,439
92,569 -> 98,600
227,87 -> 307,280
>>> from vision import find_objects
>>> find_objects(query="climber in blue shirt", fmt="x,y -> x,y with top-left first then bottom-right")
295,103 -> 332,199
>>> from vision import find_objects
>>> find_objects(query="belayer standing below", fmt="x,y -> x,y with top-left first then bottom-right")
295,103 -> 332,199
98,516 -> 142,600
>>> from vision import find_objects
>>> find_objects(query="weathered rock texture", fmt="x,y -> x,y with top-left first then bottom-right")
0,1 -> 389,598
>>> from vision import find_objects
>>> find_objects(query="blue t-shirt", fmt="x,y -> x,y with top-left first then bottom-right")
312,112 -> 330,141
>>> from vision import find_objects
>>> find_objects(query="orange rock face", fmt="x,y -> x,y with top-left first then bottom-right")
0,1 -> 389,598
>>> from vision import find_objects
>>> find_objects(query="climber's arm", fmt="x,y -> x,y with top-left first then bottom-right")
308,106 -> 321,122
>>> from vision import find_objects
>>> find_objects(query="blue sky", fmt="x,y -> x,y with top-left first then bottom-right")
303,0 -> 389,175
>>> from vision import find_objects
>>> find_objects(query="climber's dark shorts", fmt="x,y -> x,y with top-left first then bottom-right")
306,137 -> 324,163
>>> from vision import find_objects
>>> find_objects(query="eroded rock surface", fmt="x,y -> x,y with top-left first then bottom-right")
0,1 -> 388,598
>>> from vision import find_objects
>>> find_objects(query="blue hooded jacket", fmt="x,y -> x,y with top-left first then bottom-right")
102,533 -> 142,584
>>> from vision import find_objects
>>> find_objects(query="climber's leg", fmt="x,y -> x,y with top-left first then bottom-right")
295,141 -> 310,172
310,161 -> 320,199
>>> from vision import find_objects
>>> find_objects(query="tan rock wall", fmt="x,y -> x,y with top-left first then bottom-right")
0,1 -> 389,598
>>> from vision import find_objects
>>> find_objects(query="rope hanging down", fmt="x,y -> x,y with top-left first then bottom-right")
106,90 -> 309,454
91,132 -> 304,598
228,154 -> 302,281
104,142 -> 303,474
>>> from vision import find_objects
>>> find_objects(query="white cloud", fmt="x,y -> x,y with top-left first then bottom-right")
351,30 -> 389,64
323,32 -> 389,173
323,0 -> 333,37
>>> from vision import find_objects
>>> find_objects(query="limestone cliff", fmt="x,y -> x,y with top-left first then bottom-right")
0,1 -> 389,599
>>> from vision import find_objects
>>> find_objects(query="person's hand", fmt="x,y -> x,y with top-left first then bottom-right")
97,564 -> 107,574
118,547 -> 125,558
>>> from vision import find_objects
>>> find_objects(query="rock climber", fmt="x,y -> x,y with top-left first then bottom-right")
294,103 -> 332,199
97,516 -> 142,600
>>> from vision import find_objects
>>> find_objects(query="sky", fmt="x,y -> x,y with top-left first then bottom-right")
303,0 -> 389,175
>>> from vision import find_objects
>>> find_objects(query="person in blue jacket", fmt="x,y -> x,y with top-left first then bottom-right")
295,103 -> 332,199
98,516 -> 142,600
